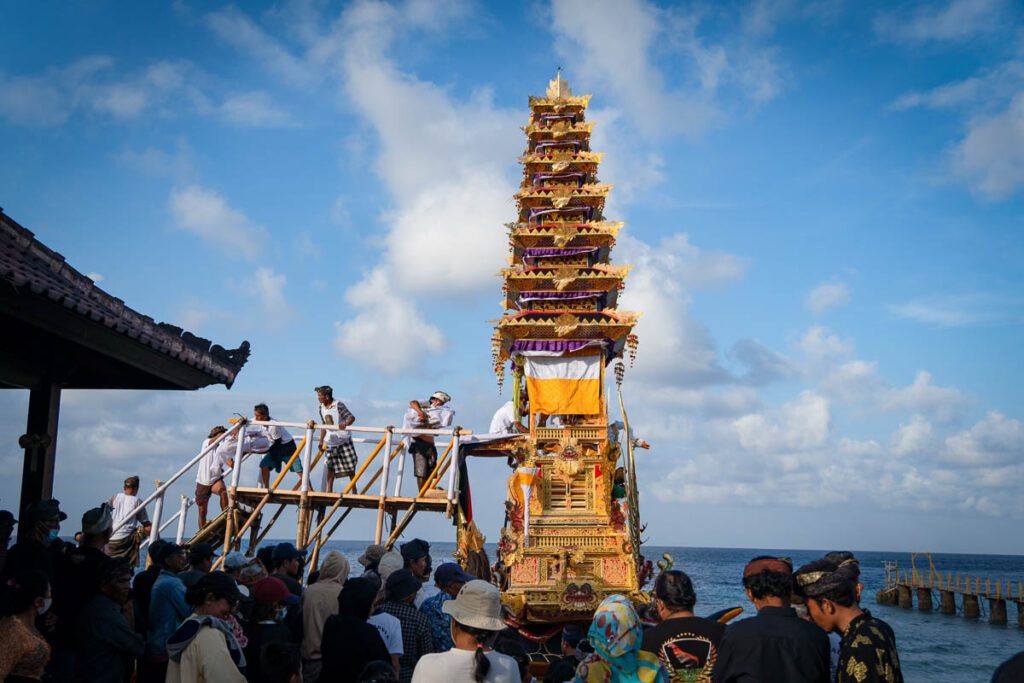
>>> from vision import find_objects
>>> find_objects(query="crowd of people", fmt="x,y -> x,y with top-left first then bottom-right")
2,497 -> 1024,682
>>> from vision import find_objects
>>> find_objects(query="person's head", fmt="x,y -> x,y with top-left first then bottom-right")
385,569 -> 421,604
518,391 -> 529,413
98,557 -> 133,605
586,595 -> 645,669
23,499 -> 66,545
251,576 -> 297,622
81,503 -> 114,546
560,623 -> 584,656
315,385 -> 333,406
359,659 -> 400,683
442,581 -> 507,683
272,542 -> 307,578
400,538 -> 430,580
654,570 -> 697,620
1,570 -> 50,618
0,510 -> 16,547
823,550 -> 863,601
208,426 -> 227,441
359,544 -> 386,572
185,571 -> 244,620
339,576 -> 379,621
123,475 -> 141,496
429,391 -> 451,407
253,403 -> 270,421
742,556 -> 794,604
187,543 -> 218,573
434,562 -> 474,598
795,558 -> 860,633
377,551 -> 403,583
259,641 -> 301,683
493,637 -> 530,683
223,551 -> 249,581
239,561 -> 267,587
256,546 -> 275,571
153,542 -> 188,574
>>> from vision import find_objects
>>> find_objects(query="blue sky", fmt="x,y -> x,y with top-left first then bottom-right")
2,0 -> 1023,554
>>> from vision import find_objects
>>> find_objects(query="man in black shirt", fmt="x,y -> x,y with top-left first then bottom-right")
642,569 -> 724,682
713,556 -> 829,683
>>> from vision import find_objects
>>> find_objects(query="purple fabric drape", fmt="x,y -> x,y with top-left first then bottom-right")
517,291 -> 604,301
511,339 -> 612,353
529,206 -> 594,220
534,140 -> 581,153
522,247 -> 597,267
531,172 -> 585,188
537,113 -> 578,125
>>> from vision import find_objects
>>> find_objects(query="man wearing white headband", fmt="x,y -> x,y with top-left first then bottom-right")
404,391 -> 454,492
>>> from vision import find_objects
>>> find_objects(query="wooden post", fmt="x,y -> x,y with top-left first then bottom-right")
374,428 -> 394,544
18,381 -> 61,541
296,425 -> 315,548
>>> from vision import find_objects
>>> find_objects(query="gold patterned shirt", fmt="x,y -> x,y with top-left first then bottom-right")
837,611 -> 903,683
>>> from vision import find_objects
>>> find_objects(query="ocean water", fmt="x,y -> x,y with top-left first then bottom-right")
309,540 -> 1023,682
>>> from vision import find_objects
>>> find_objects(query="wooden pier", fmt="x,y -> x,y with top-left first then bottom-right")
876,554 -> 1024,626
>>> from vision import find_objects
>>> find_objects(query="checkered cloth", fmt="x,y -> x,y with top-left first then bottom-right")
378,600 -> 436,682
325,440 -> 358,476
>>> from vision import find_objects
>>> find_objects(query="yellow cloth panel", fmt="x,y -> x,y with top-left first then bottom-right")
525,376 -> 601,415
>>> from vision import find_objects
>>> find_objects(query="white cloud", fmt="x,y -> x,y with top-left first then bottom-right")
891,61 -> 1024,112
888,292 -> 1022,326
203,6 -> 319,88
950,92 -> 1024,199
86,272 -> 105,283
798,325 -> 854,364
943,411 -> 1024,467
733,390 -> 831,453
874,0 -> 1011,44
217,91 -> 295,127
805,280 -> 850,314
891,415 -> 934,456
168,184 -> 268,260
245,268 -> 295,326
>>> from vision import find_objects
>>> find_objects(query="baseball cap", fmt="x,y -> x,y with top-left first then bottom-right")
24,499 -> 67,524
386,568 -> 421,601
152,541 -> 187,564
0,511 -> 16,526
251,576 -> 299,605
223,551 -> 249,571
81,503 -> 113,534
562,624 -> 584,645
400,538 -> 430,562
434,562 -> 474,585
272,542 -> 307,563
192,571 -> 245,605
188,542 -> 218,563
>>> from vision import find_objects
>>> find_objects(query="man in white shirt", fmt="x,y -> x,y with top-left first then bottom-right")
107,476 -> 151,566
315,385 -> 357,493
254,403 -> 300,488
196,425 -> 270,527
488,393 -> 530,436
404,391 -> 455,491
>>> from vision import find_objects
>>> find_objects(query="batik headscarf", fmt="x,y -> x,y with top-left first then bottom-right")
574,595 -> 668,683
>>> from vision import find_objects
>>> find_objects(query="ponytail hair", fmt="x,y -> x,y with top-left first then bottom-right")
452,619 -> 496,683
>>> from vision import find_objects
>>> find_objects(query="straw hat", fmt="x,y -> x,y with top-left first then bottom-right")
442,580 -> 506,631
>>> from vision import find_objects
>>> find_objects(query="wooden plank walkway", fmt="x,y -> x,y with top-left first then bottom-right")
232,486 -> 450,513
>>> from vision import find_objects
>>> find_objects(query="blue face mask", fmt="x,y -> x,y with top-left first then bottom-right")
274,606 -> 287,623
45,529 -> 59,544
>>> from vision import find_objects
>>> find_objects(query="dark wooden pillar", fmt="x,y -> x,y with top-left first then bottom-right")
18,381 -> 60,541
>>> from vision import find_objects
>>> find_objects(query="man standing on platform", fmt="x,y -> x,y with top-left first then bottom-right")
255,402 -> 301,488
404,391 -> 454,492
107,476 -> 151,566
315,385 -> 357,493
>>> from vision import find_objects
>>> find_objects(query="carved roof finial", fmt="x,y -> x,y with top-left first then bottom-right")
547,69 -> 572,99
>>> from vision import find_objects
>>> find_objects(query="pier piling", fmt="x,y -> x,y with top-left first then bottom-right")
897,584 -> 913,608
1017,601 -> 1024,628
939,590 -> 956,614
916,587 -> 933,611
964,594 -> 980,619
989,599 -> 1007,625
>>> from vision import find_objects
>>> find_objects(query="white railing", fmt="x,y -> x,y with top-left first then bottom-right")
111,417 -> 469,548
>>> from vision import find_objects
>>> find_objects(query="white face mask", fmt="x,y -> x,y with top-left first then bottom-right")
38,597 -> 52,615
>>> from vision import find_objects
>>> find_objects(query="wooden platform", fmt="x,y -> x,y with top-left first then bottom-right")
231,486 -> 450,513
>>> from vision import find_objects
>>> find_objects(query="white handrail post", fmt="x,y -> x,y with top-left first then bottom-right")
447,428 -> 461,504
380,428 -> 393,497
393,432 -> 406,497
231,425 -> 246,490
149,482 -> 165,545
300,426 -> 315,492
175,496 -> 189,545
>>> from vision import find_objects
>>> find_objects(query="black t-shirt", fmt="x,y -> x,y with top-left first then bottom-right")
320,614 -> 390,681
642,615 -> 725,682
242,621 -> 292,682
712,606 -> 829,683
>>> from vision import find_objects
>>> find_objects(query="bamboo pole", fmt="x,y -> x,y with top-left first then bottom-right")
374,428 -> 394,544
342,436 -> 387,494
385,446 -> 455,548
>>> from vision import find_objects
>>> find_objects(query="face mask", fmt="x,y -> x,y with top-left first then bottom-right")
45,529 -> 59,544
38,597 -> 52,615
275,607 -> 287,623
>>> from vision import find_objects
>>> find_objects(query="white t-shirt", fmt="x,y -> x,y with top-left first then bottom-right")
319,401 -> 354,447
412,648 -> 519,683
109,492 -> 150,541
262,422 -> 294,444
367,612 -> 404,655
488,401 -> 518,435
197,438 -> 233,486
415,583 -> 441,609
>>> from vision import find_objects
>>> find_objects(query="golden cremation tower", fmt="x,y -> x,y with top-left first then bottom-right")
491,72 -> 645,625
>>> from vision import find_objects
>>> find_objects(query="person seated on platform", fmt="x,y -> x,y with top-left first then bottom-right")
243,577 -> 298,682
74,557 -> 144,683
419,562 -> 475,652
301,550 -> 350,682
378,569 -> 436,683
404,391 -> 455,492
107,476 -> 151,567
794,558 -> 902,683
488,393 -> 530,436
401,539 -> 437,608
179,543 -> 218,588
165,572 -> 247,683
254,403 -> 301,488
641,569 -> 724,683
411,580 -> 519,683
320,577 -> 392,681
712,556 -> 829,683
315,385 -> 357,493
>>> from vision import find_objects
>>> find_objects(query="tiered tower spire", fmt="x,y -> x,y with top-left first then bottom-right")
490,74 -> 644,625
